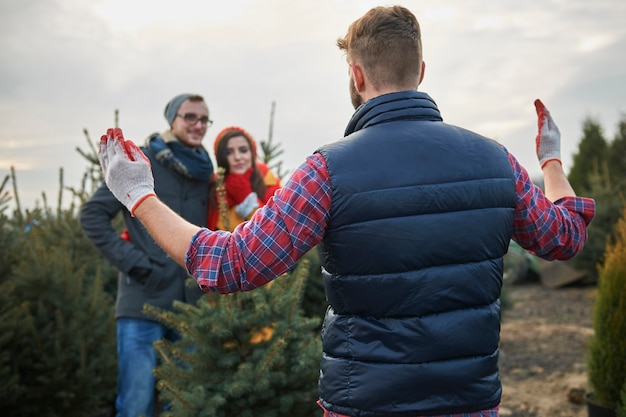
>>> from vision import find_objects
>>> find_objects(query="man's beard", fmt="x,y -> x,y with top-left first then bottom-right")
350,77 -> 363,109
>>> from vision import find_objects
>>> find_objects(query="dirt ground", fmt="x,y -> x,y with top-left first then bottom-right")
498,281 -> 596,417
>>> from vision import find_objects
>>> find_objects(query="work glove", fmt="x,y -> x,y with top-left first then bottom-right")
235,192 -> 260,219
98,127 -> 156,215
224,168 -> 254,205
534,99 -> 561,168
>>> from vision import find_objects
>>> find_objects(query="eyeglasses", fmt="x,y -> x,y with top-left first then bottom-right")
177,113 -> 213,127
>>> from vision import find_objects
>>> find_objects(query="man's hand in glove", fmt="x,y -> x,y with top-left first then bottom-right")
98,127 -> 156,215
534,99 -> 561,169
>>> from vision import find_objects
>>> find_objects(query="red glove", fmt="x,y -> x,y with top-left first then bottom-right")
534,99 -> 561,168
98,128 -> 156,215
224,168 -> 254,205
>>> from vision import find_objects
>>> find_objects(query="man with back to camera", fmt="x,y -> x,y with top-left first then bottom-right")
80,93 -> 213,417
95,6 -> 595,417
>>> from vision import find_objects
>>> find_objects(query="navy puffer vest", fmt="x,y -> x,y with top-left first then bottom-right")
316,91 -> 516,417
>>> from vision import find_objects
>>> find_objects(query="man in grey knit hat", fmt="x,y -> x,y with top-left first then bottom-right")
81,93 -> 214,417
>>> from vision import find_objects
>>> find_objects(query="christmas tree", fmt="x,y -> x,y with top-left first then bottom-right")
145,255 -> 324,417
0,167 -> 117,417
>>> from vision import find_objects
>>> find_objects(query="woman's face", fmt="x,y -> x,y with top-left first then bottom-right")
225,135 -> 253,174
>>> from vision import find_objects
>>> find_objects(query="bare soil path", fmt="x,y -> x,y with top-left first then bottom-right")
498,282 -> 596,417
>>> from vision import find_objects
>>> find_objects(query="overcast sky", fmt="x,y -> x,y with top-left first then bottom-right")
1,0 -> 625,212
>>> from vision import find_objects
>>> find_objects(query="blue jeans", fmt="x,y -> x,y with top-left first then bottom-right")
116,318 -> 178,417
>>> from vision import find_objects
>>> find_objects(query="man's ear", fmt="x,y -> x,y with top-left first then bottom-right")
350,62 -> 366,92
418,61 -> 426,86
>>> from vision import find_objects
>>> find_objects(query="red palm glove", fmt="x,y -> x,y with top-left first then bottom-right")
534,99 -> 561,168
98,128 -> 156,215
224,168 -> 254,205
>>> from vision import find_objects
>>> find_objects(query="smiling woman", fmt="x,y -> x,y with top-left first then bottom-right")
92,0 -> 252,31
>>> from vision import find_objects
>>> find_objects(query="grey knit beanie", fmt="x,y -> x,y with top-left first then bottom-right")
164,93 -> 193,125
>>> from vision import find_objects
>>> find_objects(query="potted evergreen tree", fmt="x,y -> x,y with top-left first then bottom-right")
586,207 -> 626,417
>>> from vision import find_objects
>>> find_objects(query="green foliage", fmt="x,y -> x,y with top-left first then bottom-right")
619,381 -> 626,417
0,175 -> 21,280
0,166 -> 118,416
568,117 -> 609,195
0,278 -> 27,405
299,249 -> 326,327
570,162 -> 625,280
72,126 -> 124,296
607,117 -> 626,182
587,207 -> 626,411
258,101 -> 289,180
569,114 -> 626,280
146,258 -> 323,417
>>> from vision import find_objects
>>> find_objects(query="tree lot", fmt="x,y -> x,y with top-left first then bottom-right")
1,112 -> 624,416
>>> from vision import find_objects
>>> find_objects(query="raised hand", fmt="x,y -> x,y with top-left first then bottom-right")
98,128 -> 156,215
534,99 -> 561,168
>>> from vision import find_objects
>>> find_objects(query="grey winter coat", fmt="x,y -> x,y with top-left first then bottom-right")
80,138 -> 210,319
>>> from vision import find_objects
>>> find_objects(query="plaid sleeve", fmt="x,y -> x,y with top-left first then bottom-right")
508,152 -> 596,260
185,154 -> 332,293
